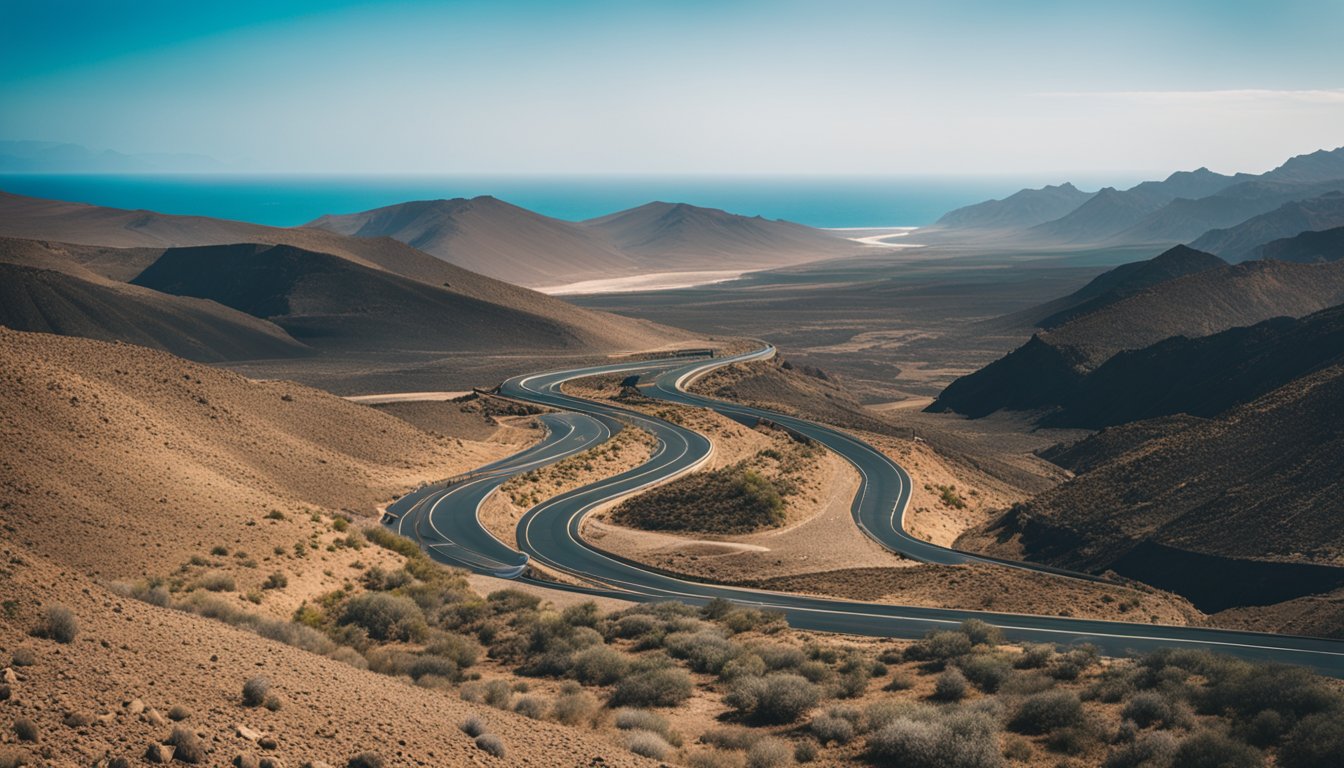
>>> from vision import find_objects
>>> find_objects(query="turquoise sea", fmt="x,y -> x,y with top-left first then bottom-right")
0,173 -> 1126,229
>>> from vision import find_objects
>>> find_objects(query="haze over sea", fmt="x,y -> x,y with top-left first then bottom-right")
0,173 -> 1140,229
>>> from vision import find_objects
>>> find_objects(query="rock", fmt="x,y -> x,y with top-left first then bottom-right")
109,758 -> 133,768
1,668 -> 17,685
299,762 -> 333,768
144,708 -> 167,726
0,684 -> 10,701
236,725 -> 263,742
126,699 -> 145,715
233,754 -> 260,768
145,743 -> 175,763
258,736 -> 278,751
96,711 -> 117,725
260,758 -> 285,768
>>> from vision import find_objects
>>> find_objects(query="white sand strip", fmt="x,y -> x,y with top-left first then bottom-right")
345,391 -> 472,404
539,270 -> 751,296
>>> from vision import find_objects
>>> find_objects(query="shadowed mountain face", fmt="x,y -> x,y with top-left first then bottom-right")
1190,191 -> 1344,260
131,243 -> 691,353
1254,225 -> 1344,263
1031,245 -> 1226,330
0,191 -> 699,359
305,196 -> 640,287
930,249 -> 1344,419
1039,304 -> 1344,429
0,260 -> 309,363
958,364 -> 1344,611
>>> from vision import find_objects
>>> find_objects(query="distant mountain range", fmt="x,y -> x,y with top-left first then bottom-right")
307,197 -> 857,286
0,140 -> 223,173
929,245 -> 1344,419
0,191 -> 699,362
931,146 -> 1344,255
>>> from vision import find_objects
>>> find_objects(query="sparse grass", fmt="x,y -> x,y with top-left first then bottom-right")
611,458 -> 797,534
1009,690 -> 1084,735
12,718 -> 37,742
35,605 -> 78,643
242,676 -> 271,707
625,730 -> 673,760
610,666 -> 694,708
166,726 -> 207,764
474,733 -> 506,758
195,571 -> 236,592
726,673 -> 821,724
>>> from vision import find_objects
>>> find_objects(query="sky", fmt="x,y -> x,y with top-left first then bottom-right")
2,0 -> 1343,176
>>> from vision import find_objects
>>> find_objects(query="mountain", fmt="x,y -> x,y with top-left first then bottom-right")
1040,304 -> 1344,428
930,183 -> 1097,230
306,198 -> 856,287
1259,146 -> 1344,184
957,364 -> 1344,611
935,148 -> 1344,247
0,191 -> 698,359
1025,168 -> 1239,244
1254,225 -> 1344,263
305,196 -> 640,287
1031,245 -> 1226,330
930,257 -> 1344,418
0,140 -> 222,172
1190,191 -> 1344,260
0,260 -> 308,363
583,201 -> 855,270
131,242 -> 688,353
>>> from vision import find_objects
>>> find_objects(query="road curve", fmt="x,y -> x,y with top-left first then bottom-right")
392,349 -> 1344,675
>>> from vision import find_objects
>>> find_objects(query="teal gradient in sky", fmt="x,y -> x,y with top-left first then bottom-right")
2,0 -> 1342,175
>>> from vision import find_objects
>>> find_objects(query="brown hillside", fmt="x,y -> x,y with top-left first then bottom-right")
306,196 -> 641,287
0,238 -> 309,362
0,193 -> 702,357
958,365 -> 1344,613
0,329 -> 505,580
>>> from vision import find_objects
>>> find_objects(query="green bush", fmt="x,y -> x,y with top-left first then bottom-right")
959,653 -> 1013,693
726,673 -> 821,724
36,605 -> 78,644
625,730 -> 673,760
1279,711 -> 1344,768
746,736 -> 794,768
242,676 -> 271,707
340,592 -> 427,642
811,713 -> 856,745
1172,730 -> 1262,768
166,726 -> 207,763
1008,691 -> 1084,735
1122,692 -> 1179,729
571,645 -> 630,686
611,463 -> 789,533
610,667 -> 694,708
1103,732 -> 1178,768
933,668 -> 969,702
904,631 -> 973,666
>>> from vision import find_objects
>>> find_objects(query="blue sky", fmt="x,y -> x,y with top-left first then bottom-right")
2,0 -> 1342,175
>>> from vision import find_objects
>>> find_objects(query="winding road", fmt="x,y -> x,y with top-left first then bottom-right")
386,348 -> 1344,675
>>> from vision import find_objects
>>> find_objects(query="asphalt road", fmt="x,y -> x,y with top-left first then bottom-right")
389,349 -> 1344,675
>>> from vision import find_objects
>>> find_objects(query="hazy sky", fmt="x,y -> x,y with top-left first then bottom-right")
2,0 -> 1342,176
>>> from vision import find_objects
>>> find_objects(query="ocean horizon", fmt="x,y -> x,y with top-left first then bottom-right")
0,172 -> 1139,229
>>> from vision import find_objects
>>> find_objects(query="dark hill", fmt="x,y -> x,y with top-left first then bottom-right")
1252,225 -> 1344,263
1189,191 -> 1344,260
0,260 -> 308,362
930,259 -> 1344,418
957,365 -> 1344,611
1039,304 -> 1344,428
1033,245 -> 1226,330
131,243 -> 690,353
